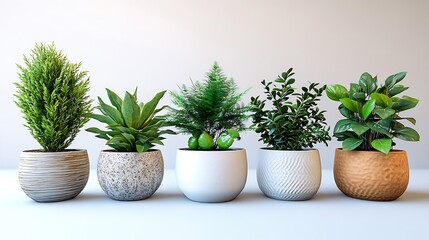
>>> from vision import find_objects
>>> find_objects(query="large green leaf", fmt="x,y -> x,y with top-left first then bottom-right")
385,72 -> 406,89
370,93 -> 392,108
89,113 -> 116,125
122,92 -> 141,128
342,138 -> 364,150
362,99 -> 375,120
339,98 -> 362,113
106,88 -> 123,111
394,117 -> 416,125
339,105 -> 354,119
374,108 -> 395,119
393,127 -> 420,141
388,84 -> 409,97
367,119 -> 392,136
333,131 -> 358,141
391,96 -> 419,111
334,119 -> 355,133
98,97 -> 124,125
351,122 -> 369,135
359,72 -> 377,94
371,138 -> 392,154
137,91 -> 166,128
326,84 -> 348,101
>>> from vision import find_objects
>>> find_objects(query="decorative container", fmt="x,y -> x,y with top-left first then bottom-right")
257,148 -> 321,200
97,150 -> 164,201
19,149 -> 89,202
334,148 -> 409,201
176,148 -> 247,203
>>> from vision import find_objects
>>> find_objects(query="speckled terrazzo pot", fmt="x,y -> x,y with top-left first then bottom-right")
97,150 -> 164,201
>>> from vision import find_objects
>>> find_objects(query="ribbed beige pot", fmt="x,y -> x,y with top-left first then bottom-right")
334,148 -> 409,201
19,149 -> 90,203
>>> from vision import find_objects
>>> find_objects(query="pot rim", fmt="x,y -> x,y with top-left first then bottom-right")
335,148 -> 406,153
177,148 -> 245,152
260,147 -> 318,152
21,149 -> 87,153
100,149 -> 161,154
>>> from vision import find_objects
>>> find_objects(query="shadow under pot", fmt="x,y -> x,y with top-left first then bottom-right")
176,148 -> 247,203
19,149 -> 90,203
97,150 -> 164,201
334,148 -> 409,201
257,148 -> 322,201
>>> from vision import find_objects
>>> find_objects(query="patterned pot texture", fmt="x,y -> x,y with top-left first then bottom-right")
176,148 -> 247,203
257,148 -> 321,201
97,150 -> 164,201
19,149 -> 89,203
334,148 -> 409,201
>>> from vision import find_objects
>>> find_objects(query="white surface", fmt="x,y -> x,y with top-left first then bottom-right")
1,0 -> 428,169
1,169 -> 428,240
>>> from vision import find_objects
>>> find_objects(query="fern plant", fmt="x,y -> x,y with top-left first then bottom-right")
167,62 -> 250,150
14,43 -> 92,152
250,68 -> 331,150
87,89 -> 175,152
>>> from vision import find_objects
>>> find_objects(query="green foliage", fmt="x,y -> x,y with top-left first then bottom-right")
326,72 -> 419,154
87,89 -> 175,152
14,43 -> 92,152
167,62 -> 249,150
250,68 -> 331,150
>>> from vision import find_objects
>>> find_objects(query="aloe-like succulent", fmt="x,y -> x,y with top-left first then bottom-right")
87,89 -> 175,152
326,72 -> 419,154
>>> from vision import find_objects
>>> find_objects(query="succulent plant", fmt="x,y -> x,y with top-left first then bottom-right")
326,72 -> 420,154
87,89 -> 175,152
250,68 -> 331,150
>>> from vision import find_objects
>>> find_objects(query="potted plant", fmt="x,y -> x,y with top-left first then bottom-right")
250,68 -> 331,201
167,62 -> 250,203
86,88 -> 174,201
326,71 -> 420,201
14,43 -> 92,202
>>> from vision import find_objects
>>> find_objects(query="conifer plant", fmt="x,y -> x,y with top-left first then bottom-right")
15,43 -> 92,151
167,62 -> 250,150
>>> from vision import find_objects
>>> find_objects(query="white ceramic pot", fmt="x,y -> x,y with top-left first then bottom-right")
19,149 -> 90,202
97,150 -> 164,201
176,148 -> 247,203
257,148 -> 321,201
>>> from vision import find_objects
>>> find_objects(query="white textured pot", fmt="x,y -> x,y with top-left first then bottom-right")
176,148 -> 247,203
19,149 -> 90,202
97,150 -> 164,201
257,148 -> 321,201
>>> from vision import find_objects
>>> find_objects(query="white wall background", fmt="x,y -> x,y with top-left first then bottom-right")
1,0 -> 428,169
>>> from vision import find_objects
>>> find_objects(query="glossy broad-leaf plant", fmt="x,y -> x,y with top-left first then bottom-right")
326,72 -> 419,154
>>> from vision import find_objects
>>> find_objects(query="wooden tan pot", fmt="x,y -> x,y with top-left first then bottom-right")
19,149 -> 90,202
334,148 -> 409,201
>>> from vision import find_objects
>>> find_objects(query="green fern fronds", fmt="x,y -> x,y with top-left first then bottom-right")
168,62 -> 250,149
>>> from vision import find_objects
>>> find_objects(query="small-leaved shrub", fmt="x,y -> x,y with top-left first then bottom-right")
251,68 -> 331,150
